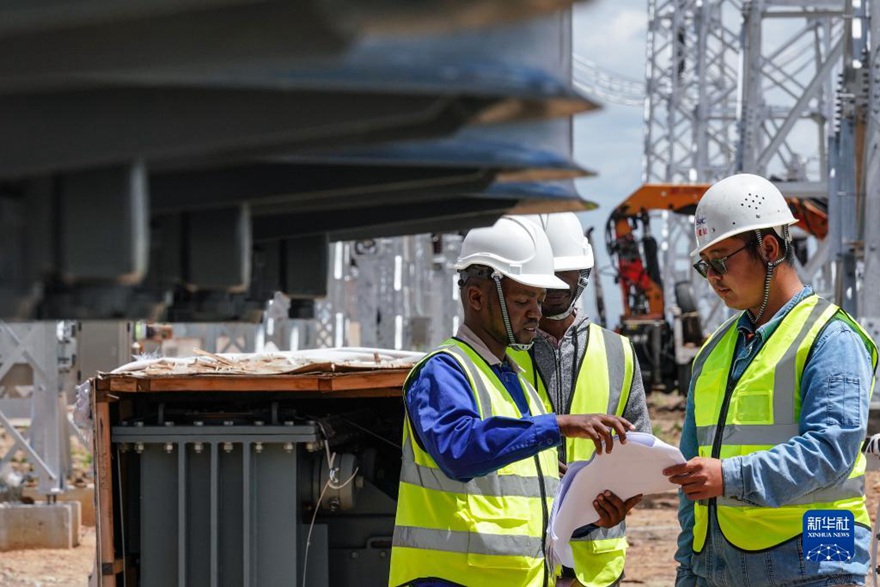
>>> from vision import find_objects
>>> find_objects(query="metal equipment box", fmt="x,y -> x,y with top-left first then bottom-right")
92,352 -> 413,587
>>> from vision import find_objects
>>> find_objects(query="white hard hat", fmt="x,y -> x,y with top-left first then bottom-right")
455,216 -> 567,290
521,213 -> 594,271
692,173 -> 797,256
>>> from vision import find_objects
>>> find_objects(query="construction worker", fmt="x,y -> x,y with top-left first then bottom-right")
511,212 -> 651,587
389,216 -> 636,587
664,173 -> 878,587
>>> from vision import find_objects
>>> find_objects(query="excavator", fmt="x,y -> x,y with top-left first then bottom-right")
601,182 -> 829,393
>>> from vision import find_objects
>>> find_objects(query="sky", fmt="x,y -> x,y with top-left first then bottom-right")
571,0 -> 649,326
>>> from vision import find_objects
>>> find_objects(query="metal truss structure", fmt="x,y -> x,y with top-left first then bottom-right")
312,234 -> 464,351
860,5 -> 880,343
642,0 -> 872,332
572,54 -> 645,107
0,322 -> 76,496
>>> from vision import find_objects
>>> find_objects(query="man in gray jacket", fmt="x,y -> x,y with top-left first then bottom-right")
512,212 -> 651,587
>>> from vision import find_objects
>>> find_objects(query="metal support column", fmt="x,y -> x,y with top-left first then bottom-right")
0,321 -> 71,495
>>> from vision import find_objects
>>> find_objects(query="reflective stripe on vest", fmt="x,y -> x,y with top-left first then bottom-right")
399,440 -> 560,498
567,324 -> 633,463
389,338 -> 559,587
393,526 -> 545,559
567,325 -> 633,587
510,325 -> 635,587
690,295 -> 878,552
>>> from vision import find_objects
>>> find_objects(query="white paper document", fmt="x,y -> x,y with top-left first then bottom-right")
546,432 -> 685,568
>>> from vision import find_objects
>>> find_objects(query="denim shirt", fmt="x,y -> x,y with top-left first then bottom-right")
675,286 -> 876,587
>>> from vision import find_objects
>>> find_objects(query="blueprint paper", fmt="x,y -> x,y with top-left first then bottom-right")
546,432 -> 685,568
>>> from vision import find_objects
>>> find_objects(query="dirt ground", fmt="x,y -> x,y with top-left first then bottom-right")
1,392 -> 879,586
621,392 -> 685,586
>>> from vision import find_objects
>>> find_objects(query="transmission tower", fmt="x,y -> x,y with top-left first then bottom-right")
642,0 -> 863,329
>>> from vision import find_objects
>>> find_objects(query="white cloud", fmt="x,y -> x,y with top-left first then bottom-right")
573,1 -> 647,78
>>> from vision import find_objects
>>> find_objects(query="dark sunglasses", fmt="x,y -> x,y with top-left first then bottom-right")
693,242 -> 752,278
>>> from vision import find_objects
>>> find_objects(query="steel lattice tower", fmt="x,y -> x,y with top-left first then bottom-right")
641,0 -> 861,328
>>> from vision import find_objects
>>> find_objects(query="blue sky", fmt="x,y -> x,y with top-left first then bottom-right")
571,0 -> 648,326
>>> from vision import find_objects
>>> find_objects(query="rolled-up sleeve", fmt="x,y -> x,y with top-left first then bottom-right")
405,353 -> 561,482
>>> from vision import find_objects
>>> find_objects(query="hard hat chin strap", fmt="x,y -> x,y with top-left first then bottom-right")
491,272 -> 533,352
544,269 -> 591,321
747,228 -> 790,325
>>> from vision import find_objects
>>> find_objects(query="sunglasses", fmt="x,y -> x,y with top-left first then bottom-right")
693,242 -> 752,278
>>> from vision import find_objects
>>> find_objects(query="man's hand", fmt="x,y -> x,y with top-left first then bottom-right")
663,457 -> 724,500
556,414 -> 634,454
558,460 -> 568,477
593,491 -> 642,528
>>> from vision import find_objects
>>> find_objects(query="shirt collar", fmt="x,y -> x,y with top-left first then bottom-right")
736,285 -> 814,340
455,324 -> 524,373
537,311 -> 589,348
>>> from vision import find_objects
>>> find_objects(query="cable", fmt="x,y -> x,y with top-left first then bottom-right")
572,54 -> 645,107
301,421 -> 360,587
302,478 -> 331,587
337,416 -> 401,450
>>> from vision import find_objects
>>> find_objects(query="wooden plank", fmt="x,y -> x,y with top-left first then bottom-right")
94,376 -> 109,392
94,399 -> 116,587
318,387 -> 402,398
100,375 -> 137,393
143,375 -> 328,392
96,369 -> 410,394
319,370 -> 408,392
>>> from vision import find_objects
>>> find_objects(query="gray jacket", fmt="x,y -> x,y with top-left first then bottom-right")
529,314 -> 652,461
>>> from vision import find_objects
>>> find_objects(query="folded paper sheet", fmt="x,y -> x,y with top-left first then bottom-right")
546,432 -> 685,568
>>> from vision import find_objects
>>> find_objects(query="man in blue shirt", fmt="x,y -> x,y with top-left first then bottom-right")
389,216 -> 637,587
664,174 -> 878,587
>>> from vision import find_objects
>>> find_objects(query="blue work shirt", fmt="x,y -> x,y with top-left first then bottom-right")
675,286 -> 876,586
403,326 -> 562,587
405,325 -> 561,482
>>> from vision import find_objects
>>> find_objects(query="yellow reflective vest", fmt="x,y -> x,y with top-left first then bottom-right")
691,294 -> 878,552
389,339 -> 560,587
511,323 -> 636,587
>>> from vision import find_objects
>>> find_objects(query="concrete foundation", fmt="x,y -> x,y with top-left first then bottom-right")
0,501 -> 81,550
23,484 -> 95,527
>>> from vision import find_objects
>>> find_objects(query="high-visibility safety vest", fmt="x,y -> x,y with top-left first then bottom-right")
691,294 -> 878,552
511,323 -> 636,587
389,339 -> 560,587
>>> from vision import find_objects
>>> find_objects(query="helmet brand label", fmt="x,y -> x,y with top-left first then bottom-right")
695,216 -> 708,239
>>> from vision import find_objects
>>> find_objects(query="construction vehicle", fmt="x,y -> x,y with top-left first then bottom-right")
602,183 -> 829,393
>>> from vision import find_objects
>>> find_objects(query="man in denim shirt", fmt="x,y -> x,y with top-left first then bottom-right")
663,174 -> 878,587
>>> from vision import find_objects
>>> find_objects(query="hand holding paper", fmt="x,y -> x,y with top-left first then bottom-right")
546,432 -> 685,568
556,413 -> 634,454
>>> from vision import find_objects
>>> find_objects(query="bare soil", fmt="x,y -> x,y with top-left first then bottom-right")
622,392 -> 685,586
